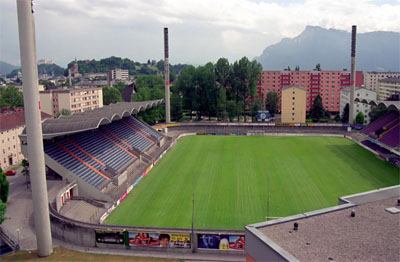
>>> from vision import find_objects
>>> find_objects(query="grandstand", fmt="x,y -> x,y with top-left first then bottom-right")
362,111 -> 400,149
359,110 -> 400,166
20,100 -> 166,202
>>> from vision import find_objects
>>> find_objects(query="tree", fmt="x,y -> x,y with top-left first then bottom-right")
134,75 -> 165,124
226,100 -> 237,122
341,104 -> 349,123
355,112 -> 365,124
251,98 -> 262,122
369,105 -> 388,122
314,63 -> 321,71
103,86 -> 122,105
217,88 -> 227,120
215,58 -> 231,120
0,168 -> 9,203
310,95 -> 325,122
60,109 -> 71,116
0,201 -> 5,224
0,86 -> 24,108
265,91 -> 278,116
171,86 -> 183,121
232,57 -> 262,121
176,65 -> 197,119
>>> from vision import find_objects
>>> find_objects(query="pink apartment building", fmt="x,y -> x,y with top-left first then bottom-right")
258,71 -> 363,112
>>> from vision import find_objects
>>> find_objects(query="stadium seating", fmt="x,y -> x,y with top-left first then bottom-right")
362,111 -> 400,149
44,116 -> 162,189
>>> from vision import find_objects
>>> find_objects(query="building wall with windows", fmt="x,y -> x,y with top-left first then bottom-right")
110,68 -> 129,81
258,71 -> 363,113
364,72 -> 400,92
340,87 -> 376,124
281,86 -> 306,124
0,109 -> 50,169
377,77 -> 400,100
40,87 -> 103,116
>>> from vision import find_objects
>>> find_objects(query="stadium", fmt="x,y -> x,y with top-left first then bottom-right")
15,98 -> 400,259
4,5 -> 398,260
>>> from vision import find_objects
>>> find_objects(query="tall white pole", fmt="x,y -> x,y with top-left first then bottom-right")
164,28 -> 171,123
16,0 -> 53,257
349,25 -> 357,124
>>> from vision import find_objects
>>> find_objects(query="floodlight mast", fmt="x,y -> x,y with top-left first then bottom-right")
16,0 -> 53,257
164,28 -> 171,123
349,25 -> 357,124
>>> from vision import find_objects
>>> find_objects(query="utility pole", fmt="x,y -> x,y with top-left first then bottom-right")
16,0 -> 53,256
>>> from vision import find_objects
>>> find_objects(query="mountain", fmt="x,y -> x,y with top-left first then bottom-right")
257,26 -> 400,71
0,61 -> 19,75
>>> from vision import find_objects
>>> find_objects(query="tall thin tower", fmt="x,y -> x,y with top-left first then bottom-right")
349,25 -> 357,124
16,0 -> 53,257
164,28 -> 171,123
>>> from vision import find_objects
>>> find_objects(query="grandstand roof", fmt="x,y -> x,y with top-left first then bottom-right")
21,99 -> 163,139
354,99 -> 400,110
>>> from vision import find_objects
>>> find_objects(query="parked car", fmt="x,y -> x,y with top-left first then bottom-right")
5,170 -> 16,176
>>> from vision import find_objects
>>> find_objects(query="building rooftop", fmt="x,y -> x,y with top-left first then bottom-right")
257,195 -> 400,262
40,86 -> 102,93
0,108 -> 51,132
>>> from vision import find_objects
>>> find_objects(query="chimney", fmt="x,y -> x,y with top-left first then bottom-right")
349,25 -> 357,124
164,28 -> 171,123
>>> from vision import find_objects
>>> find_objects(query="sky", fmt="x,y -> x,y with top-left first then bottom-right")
1,0 -> 399,67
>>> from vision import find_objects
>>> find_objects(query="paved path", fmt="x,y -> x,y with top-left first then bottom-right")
2,171 -> 64,250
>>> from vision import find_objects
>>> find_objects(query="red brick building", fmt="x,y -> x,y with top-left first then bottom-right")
258,71 -> 363,112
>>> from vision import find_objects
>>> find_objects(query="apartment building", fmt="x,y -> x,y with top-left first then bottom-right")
39,87 -> 103,116
110,68 -> 129,81
281,86 -> 306,124
377,77 -> 400,100
258,71 -> 363,113
364,72 -> 400,92
0,108 -> 50,169
340,87 -> 377,124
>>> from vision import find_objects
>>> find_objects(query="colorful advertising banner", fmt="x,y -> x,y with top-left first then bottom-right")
128,232 -> 191,249
95,231 -> 124,245
197,234 -> 245,251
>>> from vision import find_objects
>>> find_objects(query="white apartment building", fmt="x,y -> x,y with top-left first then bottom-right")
39,87 -> 103,117
0,109 -> 50,169
340,87 -> 377,124
377,77 -> 400,100
110,68 -> 129,81
363,72 -> 400,92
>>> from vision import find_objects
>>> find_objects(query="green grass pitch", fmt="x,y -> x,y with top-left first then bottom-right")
105,136 -> 399,230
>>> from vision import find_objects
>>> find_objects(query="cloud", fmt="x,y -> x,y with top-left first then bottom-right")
0,0 -> 399,66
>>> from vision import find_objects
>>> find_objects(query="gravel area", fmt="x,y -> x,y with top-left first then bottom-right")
260,197 -> 400,262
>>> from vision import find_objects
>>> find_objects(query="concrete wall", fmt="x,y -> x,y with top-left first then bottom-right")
245,227 -> 292,262
39,92 -> 54,116
43,153 -> 112,202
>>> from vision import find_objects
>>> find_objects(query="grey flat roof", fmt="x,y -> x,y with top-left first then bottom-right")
21,99 -> 163,139
259,197 -> 400,262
